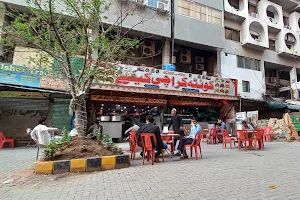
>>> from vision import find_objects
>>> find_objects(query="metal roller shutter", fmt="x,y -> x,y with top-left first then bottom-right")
0,98 -> 50,145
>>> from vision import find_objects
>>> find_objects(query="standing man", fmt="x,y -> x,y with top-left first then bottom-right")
283,109 -> 300,142
168,108 -> 185,152
30,119 -> 59,146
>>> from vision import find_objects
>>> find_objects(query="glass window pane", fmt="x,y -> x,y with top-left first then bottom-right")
237,56 -> 244,68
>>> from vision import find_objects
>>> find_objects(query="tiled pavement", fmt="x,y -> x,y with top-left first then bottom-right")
1,141 -> 300,200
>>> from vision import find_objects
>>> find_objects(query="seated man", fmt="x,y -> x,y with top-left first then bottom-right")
215,119 -> 227,143
87,120 -> 103,139
136,115 -> 165,162
176,118 -> 201,158
124,123 -> 140,141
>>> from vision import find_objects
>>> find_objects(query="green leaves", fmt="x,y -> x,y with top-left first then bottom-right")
2,0 -> 139,123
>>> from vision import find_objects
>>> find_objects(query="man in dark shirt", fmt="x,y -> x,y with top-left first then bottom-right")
168,108 -> 185,154
136,115 -> 163,161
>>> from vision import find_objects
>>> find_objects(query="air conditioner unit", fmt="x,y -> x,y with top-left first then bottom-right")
250,12 -> 258,18
142,40 -> 155,56
270,77 -> 277,82
157,1 -> 169,12
195,56 -> 204,63
285,25 -> 291,30
195,64 -> 205,71
180,48 -> 191,64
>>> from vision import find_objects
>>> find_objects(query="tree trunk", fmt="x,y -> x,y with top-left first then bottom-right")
74,98 -> 87,139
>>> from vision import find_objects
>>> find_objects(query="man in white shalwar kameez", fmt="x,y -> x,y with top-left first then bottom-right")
30,119 -> 59,146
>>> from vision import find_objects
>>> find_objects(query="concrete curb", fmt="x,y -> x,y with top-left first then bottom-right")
35,154 -> 130,174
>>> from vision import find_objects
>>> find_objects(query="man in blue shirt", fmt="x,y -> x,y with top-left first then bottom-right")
217,119 -> 227,130
176,118 -> 201,158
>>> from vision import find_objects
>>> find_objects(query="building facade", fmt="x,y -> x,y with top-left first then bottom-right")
223,0 -> 300,102
0,0 -> 240,143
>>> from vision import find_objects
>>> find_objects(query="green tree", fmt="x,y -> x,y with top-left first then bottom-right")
1,0 -> 141,138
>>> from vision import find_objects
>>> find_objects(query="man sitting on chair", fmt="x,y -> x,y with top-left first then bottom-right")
176,118 -> 201,159
136,115 -> 166,162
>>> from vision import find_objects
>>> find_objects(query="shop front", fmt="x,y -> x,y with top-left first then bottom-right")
0,63 -> 70,146
90,64 -> 239,140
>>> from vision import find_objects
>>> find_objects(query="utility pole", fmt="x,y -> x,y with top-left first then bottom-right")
170,0 -> 175,64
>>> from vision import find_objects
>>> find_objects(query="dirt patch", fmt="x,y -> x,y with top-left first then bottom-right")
49,140 -> 117,161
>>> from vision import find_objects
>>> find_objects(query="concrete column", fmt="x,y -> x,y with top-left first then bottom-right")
214,48 -> 221,75
162,39 -> 171,66
290,67 -> 298,100
0,3 -> 5,61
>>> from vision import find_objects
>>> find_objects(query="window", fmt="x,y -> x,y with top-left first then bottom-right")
225,28 -> 240,42
269,39 -> 276,51
237,56 -> 260,71
242,81 -> 250,93
194,3 -> 206,21
178,0 -> 194,18
178,0 -> 222,26
207,7 -> 222,25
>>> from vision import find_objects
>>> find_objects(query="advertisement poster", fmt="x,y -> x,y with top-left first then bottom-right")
0,63 -> 68,91
247,110 -> 259,127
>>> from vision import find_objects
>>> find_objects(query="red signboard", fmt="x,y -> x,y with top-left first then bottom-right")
90,95 -> 167,105
92,64 -> 238,99
169,100 -> 222,107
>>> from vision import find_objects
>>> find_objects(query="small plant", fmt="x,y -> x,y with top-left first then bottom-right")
43,139 -> 58,160
60,127 -> 72,144
94,127 -> 103,144
101,134 -> 118,153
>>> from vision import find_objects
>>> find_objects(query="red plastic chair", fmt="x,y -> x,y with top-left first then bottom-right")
140,133 -> 164,165
222,129 -> 235,149
129,132 -> 138,160
161,131 -> 175,153
183,132 -> 203,160
237,130 -> 248,151
207,128 -> 218,144
200,132 -> 206,142
254,129 -> 265,150
0,132 -> 14,149
264,127 -> 272,142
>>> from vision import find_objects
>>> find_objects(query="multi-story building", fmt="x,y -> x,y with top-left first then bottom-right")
223,0 -> 300,105
0,0 -> 239,143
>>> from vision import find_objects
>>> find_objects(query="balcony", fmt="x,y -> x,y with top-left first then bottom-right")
224,0 -> 248,22
257,0 -> 283,33
276,29 -> 300,57
288,12 -> 300,32
241,16 -> 269,50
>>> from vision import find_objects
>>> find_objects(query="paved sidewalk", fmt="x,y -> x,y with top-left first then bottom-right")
1,142 -> 300,200
0,147 -> 37,184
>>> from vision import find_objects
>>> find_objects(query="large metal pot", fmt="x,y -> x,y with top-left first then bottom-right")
100,116 -> 110,122
111,116 -> 121,122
